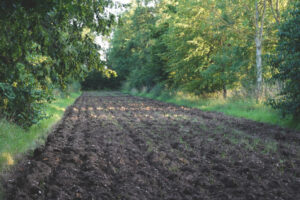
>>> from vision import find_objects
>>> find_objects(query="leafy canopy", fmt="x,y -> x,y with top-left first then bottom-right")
0,0 -> 115,127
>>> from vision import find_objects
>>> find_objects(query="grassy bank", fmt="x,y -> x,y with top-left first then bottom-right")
0,92 -> 80,172
128,90 -> 300,131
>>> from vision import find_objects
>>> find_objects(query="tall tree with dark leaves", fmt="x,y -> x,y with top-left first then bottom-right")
269,2 -> 300,120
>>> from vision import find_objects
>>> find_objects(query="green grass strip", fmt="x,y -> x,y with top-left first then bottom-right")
128,90 -> 300,131
0,92 -> 80,171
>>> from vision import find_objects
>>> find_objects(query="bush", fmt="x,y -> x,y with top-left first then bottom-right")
0,82 -> 51,128
150,84 -> 164,98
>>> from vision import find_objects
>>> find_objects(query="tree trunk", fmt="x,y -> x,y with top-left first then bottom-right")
255,0 -> 266,100
255,35 -> 263,99
223,85 -> 227,99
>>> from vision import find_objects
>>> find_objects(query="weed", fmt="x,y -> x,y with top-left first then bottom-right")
221,152 -> 227,159
220,128 -> 279,155
146,141 -> 153,152
168,166 -> 179,173
252,138 -> 260,147
229,137 -> 239,145
179,137 -> 190,150
213,125 -> 225,134
262,140 -> 278,154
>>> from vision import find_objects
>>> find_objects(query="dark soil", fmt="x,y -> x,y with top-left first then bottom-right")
2,92 -> 300,200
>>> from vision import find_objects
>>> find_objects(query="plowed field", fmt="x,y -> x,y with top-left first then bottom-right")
2,92 -> 300,200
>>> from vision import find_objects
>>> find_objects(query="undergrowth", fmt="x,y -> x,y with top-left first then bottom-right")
0,92 -> 80,172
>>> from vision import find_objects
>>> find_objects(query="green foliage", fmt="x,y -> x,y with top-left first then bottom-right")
108,0 -> 281,96
268,2 -> 300,119
0,92 -> 80,171
0,82 -> 50,128
0,0 -> 115,127
109,0 -> 297,121
81,70 -> 120,90
107,1 -> 168,90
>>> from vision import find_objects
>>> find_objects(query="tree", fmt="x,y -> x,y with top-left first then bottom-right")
0,0 -> 115,127
159,0 -> 253,96
269,2 -> 300,119
254,0 -> 290,100
108,0 -> 295,106
255,0 -> 267,100
107,0 -> 166,90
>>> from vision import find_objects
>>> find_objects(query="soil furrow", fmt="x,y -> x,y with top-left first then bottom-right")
2,92 -> 300,200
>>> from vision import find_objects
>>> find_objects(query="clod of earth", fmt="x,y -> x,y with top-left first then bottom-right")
2,92 -> 300,200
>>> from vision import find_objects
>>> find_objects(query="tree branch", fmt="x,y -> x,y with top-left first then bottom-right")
259,0 -> 267,41
268,0 -> 280,24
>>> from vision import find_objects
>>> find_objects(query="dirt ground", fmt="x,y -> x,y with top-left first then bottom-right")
2,91 -> 300,200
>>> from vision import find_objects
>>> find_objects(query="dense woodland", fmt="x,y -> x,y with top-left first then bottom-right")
106,0 -> 300,121
0,0 -> 299,128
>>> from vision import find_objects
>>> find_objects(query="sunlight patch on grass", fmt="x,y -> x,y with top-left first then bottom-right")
0,92 -> 80,171
0,153 -> 14,166
49,105 -> 66,112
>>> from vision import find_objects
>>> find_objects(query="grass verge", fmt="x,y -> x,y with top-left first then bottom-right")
127,90 -> 300,130
0,92 -> 80,172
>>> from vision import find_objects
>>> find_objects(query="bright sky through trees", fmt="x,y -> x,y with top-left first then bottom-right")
95,0 -> 132,61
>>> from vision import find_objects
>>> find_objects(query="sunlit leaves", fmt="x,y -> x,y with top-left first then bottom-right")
108,0 -> 293,110
0,0 -> 115,127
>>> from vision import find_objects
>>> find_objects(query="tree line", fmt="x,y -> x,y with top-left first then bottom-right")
107,0 -> 300,120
